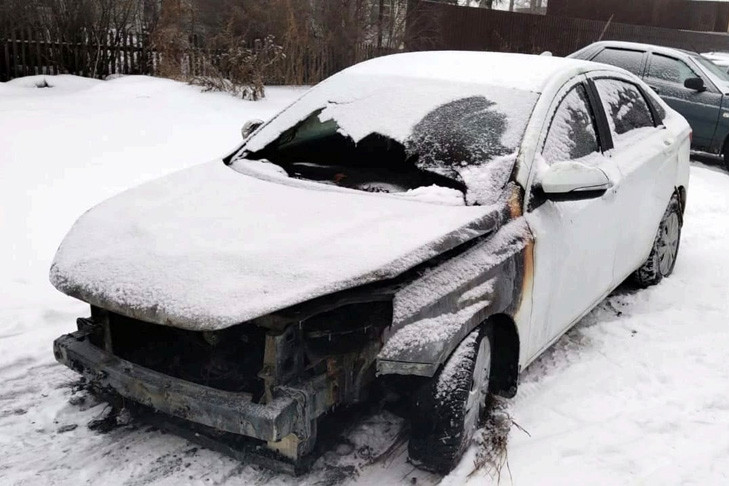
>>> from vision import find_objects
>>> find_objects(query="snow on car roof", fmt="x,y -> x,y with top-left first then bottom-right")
344,50 -> 598,94
582,40 -> 697,57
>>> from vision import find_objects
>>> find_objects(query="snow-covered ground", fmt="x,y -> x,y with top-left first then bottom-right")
1,75 -> 728,485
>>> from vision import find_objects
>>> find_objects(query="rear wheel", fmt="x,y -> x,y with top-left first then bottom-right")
724,150 -> 729,172
633,196 -> 682,287
408,325 -> 491,474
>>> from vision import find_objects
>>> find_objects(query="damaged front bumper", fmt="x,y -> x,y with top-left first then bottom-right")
53,331 -> 321,449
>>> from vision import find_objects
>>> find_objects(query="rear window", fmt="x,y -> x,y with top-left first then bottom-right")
592,48 -> 645,76
594,79 -> 655,145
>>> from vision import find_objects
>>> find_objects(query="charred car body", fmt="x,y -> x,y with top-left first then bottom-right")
51,52 -> 690,473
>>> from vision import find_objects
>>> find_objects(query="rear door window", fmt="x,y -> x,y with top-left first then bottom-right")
647,54 -> 698,85
593,79 -> 656,145
592,48 -> 645,76
542,84 -> 600,164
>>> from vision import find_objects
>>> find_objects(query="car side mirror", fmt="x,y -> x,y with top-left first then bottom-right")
241,119 -> 264,140
541,162 -> 612,201
684,77 -> 706,92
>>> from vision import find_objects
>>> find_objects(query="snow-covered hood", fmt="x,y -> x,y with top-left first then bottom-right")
50,161 -> 505,331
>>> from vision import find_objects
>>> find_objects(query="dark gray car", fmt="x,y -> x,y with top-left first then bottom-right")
570,41 -> 729,169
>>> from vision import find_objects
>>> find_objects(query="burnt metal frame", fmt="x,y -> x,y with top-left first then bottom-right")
54,330 -> 331,457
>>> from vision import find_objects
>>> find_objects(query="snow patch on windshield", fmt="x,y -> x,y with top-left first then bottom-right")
245,76 -> 536,153
458,153 -> 518,206
393,185 -> 465,206
239,75 -> 537,204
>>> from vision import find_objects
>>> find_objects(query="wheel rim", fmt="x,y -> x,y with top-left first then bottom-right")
658,212 -> 680,276
464,336 -> 491,435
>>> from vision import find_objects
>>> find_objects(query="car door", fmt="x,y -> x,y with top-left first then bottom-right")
524,79 -> 622,360
644,52 -> 721,150
589,76 -> 677,282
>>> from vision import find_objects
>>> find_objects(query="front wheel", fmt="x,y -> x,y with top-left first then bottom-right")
632,195 -> 682,287
408,325 -> 491,474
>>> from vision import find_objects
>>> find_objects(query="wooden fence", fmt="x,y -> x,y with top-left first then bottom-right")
1,28 -> 153,80
407,0 -> 729,56
0,27 -> 398,85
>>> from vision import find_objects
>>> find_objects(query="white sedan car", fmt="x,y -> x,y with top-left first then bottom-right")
51,52 -> 690,474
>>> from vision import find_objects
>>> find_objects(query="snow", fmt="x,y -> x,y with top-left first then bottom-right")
50,160 -> 495,331
382,218 -> 530,361
542,85 -> 598,164
435,330 -> 478,402
341,51 -> 594,96
593,78 -> 655,141
394,185 -> 466,206
2,74 -> 729,485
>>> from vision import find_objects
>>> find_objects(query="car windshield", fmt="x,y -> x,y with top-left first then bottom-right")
693,55 -> 729,81
231,74 -> 538,206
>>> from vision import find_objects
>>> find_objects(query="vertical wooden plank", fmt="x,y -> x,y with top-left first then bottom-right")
72,31 -> 78,75
11,28 -> 18,78
190,34 -> 196,77
20,27 -> 27,76
35,28 -> 42,75
131,33 -> 137,74
122,31 -> 129,74
4,26 -> 11,80
26,28 -> 35,75
110,31 -> 116,75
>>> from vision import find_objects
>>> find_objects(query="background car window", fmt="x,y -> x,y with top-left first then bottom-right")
647,54 -> 698,84
592,48 -> 644,76
542,84 -> 599,164
594,79 -> 655,140
693,54 -> 729,82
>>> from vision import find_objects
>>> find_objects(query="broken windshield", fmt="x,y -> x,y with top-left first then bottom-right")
231,74 -> 538,205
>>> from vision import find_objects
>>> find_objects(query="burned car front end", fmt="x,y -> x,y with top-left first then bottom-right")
54,298 -> 394,463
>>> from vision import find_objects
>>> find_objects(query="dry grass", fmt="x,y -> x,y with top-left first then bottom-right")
469,395 -> 530,483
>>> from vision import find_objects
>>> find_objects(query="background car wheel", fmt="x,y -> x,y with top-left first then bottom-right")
632,195 -> 682,287
408,325 -> 491,474
724,151 -> 729,172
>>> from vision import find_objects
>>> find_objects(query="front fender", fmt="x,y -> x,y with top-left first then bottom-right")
376,218 -> 531,377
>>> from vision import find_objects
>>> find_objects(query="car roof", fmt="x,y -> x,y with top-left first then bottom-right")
337,51 -> 611,94
584,40 -> 698,58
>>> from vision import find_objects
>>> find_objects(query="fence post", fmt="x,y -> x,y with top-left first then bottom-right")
11,27 -> 18,78
122,31 -> 129,75
3,28 -> 9,81
20,27 -> 27,76
34,28 -> 42,75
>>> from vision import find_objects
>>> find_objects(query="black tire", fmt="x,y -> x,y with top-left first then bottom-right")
632,195 -> 682,287
408,325 -> 492,474
724,151 -> 729,172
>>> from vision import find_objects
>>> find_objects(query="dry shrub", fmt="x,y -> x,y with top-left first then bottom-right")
469,395 -> 530,483
190,33 -> 284,101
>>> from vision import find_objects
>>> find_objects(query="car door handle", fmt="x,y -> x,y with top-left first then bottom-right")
663,137 -> 675,146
